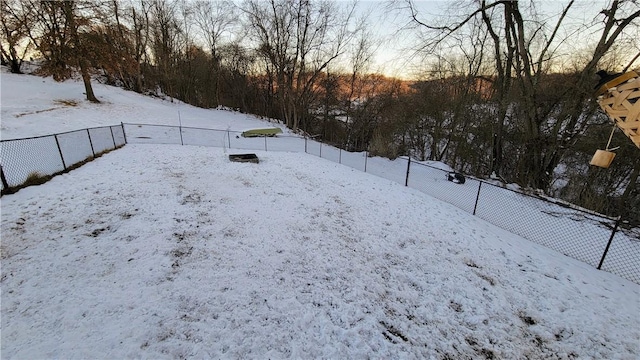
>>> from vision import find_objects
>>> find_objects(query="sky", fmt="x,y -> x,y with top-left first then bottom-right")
361,0 -> 640,78
354,0 -> 452,78
1,70 -> 639,358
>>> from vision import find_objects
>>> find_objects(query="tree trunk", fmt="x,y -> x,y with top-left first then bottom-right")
62,1 -> 98,103
9,59 -> 22,74
80,59 -> 99,103
6,44 -> 23,73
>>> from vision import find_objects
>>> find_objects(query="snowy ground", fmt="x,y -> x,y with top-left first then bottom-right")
0,72 -> 282,140
1,72 -> 640,358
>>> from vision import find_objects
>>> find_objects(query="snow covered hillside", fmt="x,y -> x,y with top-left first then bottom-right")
1,73 -> 639,358
0,72 -> 282,140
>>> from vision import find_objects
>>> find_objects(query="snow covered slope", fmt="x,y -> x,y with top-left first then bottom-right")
0,72 -> 282,140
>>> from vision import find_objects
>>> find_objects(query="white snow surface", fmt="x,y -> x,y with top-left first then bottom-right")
1,73 -> 640,359
1,72 -> 283,140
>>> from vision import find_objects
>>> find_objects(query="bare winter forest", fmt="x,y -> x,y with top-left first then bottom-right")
1,0 -> 639,223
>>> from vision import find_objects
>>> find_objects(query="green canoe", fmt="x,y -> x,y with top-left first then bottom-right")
241,128 -> 283,138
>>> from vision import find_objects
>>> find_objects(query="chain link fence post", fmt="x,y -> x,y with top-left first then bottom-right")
121,123 -> 128,144
598,216 -> 622,270
473,181 -> 483,215
109,126 -> 117,148
405,156 -> 411,187
364,146 -> 368,173
0,165 -> 9,190
54,134 -> 67,170
87,129 -> 95,157
178,112 -> 184,145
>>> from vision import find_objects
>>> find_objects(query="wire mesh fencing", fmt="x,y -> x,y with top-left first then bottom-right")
473,182 -> 617,268
0,124 -> 125,192
407,161 -> 482,213
1,135 -> 65,189
57,129 -> 94,166
598,225 -> 640,284
124,123 -> 183,145
3,122 -> 637,284
404,160 -> 636,283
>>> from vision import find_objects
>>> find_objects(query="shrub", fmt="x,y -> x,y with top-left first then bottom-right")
23,172 -> 53,187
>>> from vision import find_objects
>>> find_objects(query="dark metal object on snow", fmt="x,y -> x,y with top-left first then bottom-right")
447,172 -> 466,184
229,153 -> 259,164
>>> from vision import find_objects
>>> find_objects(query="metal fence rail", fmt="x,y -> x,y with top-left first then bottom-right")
1,122 -> 637,284
0,124 -> 125,192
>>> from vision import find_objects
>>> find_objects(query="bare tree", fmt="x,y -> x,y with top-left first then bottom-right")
87,0 -> 151,93
219,42 -> 256,111
402,0 -> 640,190
193,0 -> 237,106
242,0 -> 359,131
63,1 -> 98,102
344,23 -> 376,149
0,0 -> 35,73
28,1 -> 99,102
147,0 -> 182,99
130,0 -> 152,93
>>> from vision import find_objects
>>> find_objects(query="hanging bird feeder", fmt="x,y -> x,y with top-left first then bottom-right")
590,70 -> 640,168
595,70 -> 640,148
589,125 -> 618,168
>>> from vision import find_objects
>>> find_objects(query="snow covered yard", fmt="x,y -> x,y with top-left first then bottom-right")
1,144 -> 639,359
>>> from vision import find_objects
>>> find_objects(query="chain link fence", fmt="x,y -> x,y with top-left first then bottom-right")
474,182 -> 615,267
123,122 -> 638,283
2,122 -> 637,284
1,125 -> 125,193
598,225 -> 640,282
395,160 -> 637,284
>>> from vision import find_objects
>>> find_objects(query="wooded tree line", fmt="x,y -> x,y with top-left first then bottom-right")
393,0 -> 639,224
1,0 -> 638,222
